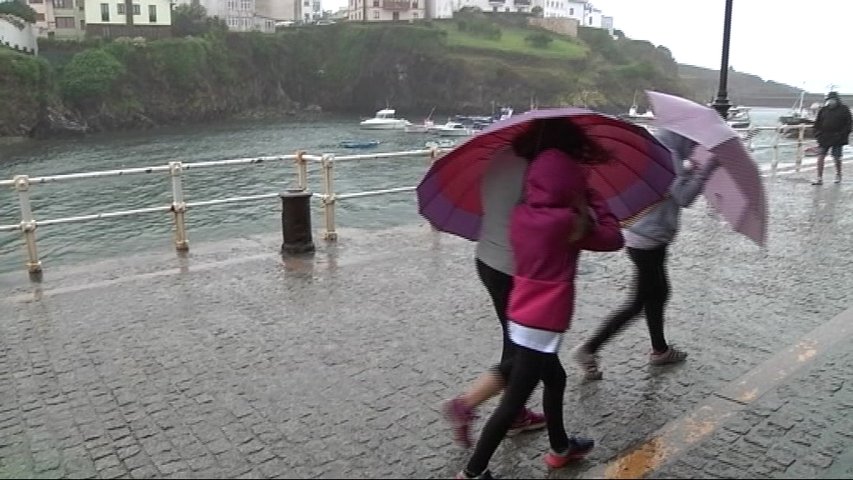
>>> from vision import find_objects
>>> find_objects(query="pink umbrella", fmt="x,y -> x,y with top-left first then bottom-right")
647,91 -> 769,247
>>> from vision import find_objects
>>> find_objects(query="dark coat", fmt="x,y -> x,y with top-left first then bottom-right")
814,102 -> 853,147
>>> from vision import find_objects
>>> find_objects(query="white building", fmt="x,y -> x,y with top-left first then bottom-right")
84,0 -> 172,38
177,0 -> 276,32
49,0 -> 86,40
348,0 -> 425,22
446,0 -> 530,15
540,0 -> 604,28
0,14 -> 38,54
255,0 -> 299,21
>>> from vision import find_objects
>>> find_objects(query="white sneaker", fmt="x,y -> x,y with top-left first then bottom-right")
649,346 -> 688,366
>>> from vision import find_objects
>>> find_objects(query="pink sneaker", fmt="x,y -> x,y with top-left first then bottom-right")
544,435 -> 595,469
443,398 -> 478,448
507,408 -> 546,436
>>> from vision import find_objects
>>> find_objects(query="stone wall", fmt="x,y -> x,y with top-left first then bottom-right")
528,16 -> 578,37
0,15 -> 38,55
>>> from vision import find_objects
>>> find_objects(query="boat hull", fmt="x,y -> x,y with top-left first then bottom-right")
360,121 -> 409,130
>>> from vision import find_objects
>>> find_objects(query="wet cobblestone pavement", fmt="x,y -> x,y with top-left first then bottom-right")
1,169 -> 853,479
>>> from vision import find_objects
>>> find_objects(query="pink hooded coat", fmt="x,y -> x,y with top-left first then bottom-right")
508,148 -> 625,336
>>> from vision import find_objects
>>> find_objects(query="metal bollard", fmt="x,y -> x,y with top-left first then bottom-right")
280,189 -> 315,255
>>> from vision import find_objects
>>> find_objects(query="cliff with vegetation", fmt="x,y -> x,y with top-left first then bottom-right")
0,13 -> 720,137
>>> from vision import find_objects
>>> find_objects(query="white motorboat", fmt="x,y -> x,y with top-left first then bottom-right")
434,121 -> 475,137
726,106 -> 751,129
405,119 -> 435,133
359,109 -> 411,130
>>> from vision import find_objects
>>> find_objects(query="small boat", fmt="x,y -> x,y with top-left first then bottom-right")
340,140 -> 380,149
726,106 -> 751,129
779,92 -> 819,125
434,121 -> 475,137
425,139 -> 457,149
405,119 -> 435,133
619,92 -> 655,124
359,109 -> 411,130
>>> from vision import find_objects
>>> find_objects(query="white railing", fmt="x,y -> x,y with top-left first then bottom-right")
0,148 -> 444,274
0,124 -> 817,275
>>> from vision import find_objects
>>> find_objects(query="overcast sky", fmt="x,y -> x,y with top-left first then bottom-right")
591,0 -> 849,94
323,0 -> 849,95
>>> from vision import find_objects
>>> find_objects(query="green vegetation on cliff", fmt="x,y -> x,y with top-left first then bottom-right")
2,14 -> 690,137
0,50 -> 53,136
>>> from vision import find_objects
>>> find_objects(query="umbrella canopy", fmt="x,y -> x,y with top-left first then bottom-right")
647,91 -> 769,246
416,107 -> 676,241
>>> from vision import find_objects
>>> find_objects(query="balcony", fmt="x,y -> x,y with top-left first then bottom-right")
382,0 -> 410,11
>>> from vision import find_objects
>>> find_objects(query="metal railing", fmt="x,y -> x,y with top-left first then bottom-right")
0,123 -> 821,275
0,148 -> 444,274
737,123 -> 813,171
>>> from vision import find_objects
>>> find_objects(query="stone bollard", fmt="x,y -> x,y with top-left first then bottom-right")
280,189 -> 315,255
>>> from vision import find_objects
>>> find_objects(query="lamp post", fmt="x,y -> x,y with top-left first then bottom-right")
711,0 -> 734,119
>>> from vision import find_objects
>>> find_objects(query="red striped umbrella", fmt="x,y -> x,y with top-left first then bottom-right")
416,108 -> 676,241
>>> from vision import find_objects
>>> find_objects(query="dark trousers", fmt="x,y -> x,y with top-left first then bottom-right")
584,245 -> 670,353
465,345 -> 569,475
475,258 -> 517,378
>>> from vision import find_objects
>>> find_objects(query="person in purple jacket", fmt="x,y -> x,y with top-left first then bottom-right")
456,118 -> 625,479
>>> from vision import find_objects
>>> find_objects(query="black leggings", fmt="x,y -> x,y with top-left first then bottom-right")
475,259 -> 517,378
465,345 -> 569,475
584,245 -> 670,353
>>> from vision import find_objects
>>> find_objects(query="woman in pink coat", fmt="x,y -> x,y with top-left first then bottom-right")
458,119 -> 625,479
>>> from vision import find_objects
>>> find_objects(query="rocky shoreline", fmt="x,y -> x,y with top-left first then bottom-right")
3,103 -> 328,142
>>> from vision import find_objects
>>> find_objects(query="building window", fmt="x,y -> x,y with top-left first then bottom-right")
52,0 -> 71,8
588,17 -> 592,24
35,12 -> 45,20
132,3 -> 140,14
80,19 -> 85,29
372,0 -> 378,5
55,16 -> 75,27
412,0 -> 417,7
117,3 -> 125,14
29,0 -> 43,3
373,10 -> 378,18
569,7 -> 573,15
148,4 -> 156,22
227,0 -> 236,9
240,0 -> 250,10
100,3 -> 109,21
412,11 -> 418,18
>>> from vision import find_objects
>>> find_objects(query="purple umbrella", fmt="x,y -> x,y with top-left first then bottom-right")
647,91 -> 769,247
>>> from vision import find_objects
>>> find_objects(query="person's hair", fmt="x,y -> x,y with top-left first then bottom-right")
512,118 -> 611,165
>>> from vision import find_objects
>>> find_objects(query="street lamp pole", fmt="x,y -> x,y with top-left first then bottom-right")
711,0 -> 734,119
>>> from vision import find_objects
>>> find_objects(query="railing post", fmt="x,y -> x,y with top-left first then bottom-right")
295,150 -> 308,191
429,146 -> 441,165
14,175 -> 42,274
169,161 -> 189,251
771,127 -> 781,173
321,153 -> 337,241
280,189 -> 315,254
795,124 -> 805,172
